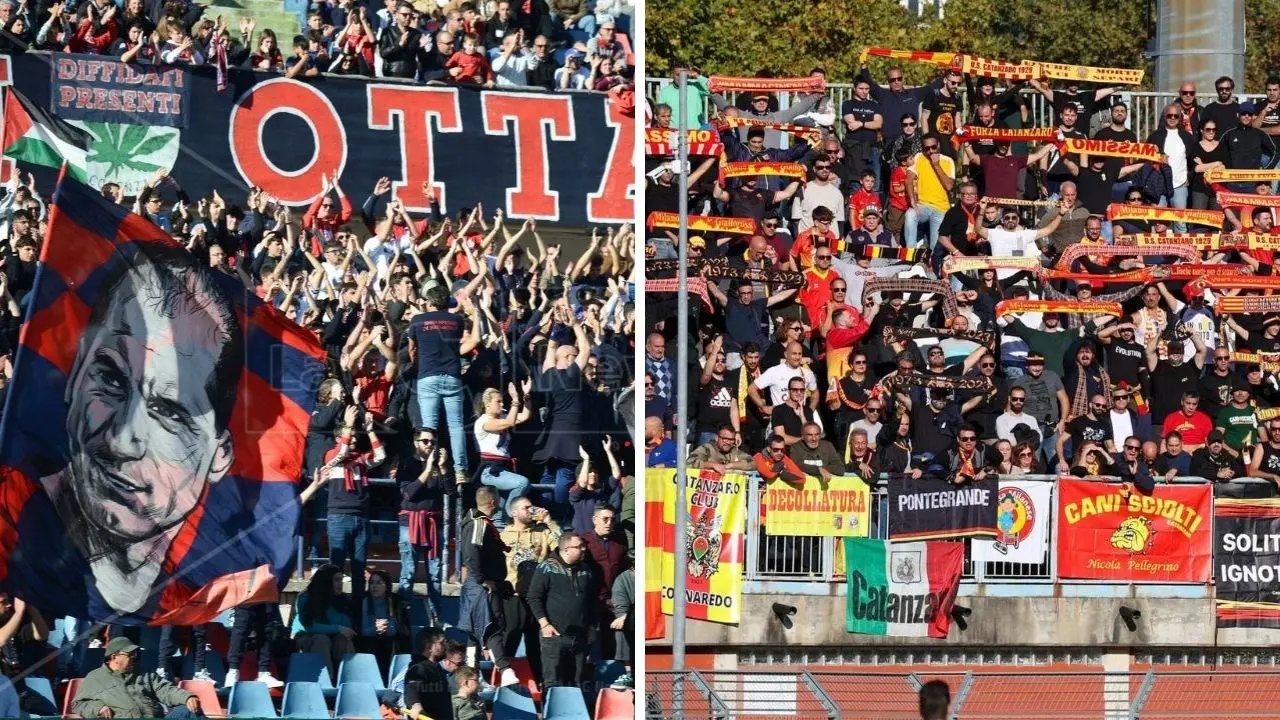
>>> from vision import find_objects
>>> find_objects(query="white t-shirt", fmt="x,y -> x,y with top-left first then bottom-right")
1110,410 -> 1135,448
754,362 -> 818,406
1163,131 -> 1188,188
793,180 -> 846,232
474,415 -> 509,457
985,227 -> 1039,279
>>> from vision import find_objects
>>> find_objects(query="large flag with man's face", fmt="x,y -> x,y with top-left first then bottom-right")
0,170 -> 325,624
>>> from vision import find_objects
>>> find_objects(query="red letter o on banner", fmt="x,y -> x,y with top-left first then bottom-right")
229,78 -> 347,205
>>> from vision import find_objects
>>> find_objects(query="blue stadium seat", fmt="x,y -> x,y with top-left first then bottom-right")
443,626 -> 470,646
567,29 -> 589,43
515,636 -> 526,658
542,686 -> 590,719
493,686 -> 538,720
386,653 -> 412,688
281,681 -> 330,719
334,681 -> 381,719
22,676 -> 58,717
337,653 -> 384,690
286,652 -> 336,695
181,649 -> 227,686
228,680 -> 278,718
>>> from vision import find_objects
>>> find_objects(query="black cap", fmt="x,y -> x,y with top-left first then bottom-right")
1026,351 -> 1045,363
1208,429 -> 1226,444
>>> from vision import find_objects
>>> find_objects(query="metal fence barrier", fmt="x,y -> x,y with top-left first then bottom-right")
643,78 -> 1266,147
646,668 -> 1280,719
737,473 -> 1266,585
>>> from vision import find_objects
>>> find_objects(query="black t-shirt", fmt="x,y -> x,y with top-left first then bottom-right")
772,402 -> 814,440
1093,125 -> 1139,178
729,186 -> 770,222
1104,340 -> 1145,388
1068,414 -> 1112,448
1075,166 -> 1112,215
1189,141 -> 1230,194
939,206 -> 978,255
724,298 -> 769,350
697,375 -> 735,433
923,91 -> 962,151
1201,102 -> 1242,144
1198,370 -> 1235,418
1150,361 -> 1200,423
840,97 -> 881,144
1054,91 -> 1096,119
1047,127 -> 1088,179
408,310 -> 464,378
646,180 -> 680,216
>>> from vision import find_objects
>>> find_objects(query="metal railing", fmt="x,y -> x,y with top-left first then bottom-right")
645,668 -> 1280,719
293,477 -> 559,586
643,78 -> 1266,143
740,473 -> 1270,586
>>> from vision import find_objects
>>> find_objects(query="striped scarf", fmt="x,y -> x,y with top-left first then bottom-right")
848,244 -> 923,262
883,326 -> 997,349
862,278 -> 958,319
1070,362 -> 1112,420
1057,243 -> 1198,269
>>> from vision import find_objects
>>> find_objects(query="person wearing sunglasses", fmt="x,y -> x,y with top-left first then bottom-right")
1221,101 -> 1278,183
796,154 -> 846,235
1249,421 -> 1280,486
1058,394 -> 1115,474
1190,429 -> 1245,482
920,70 -> 964,160
943,424 -> 994,486
855,63 -> 940,149
1190,116 -> 1229,213
1112,435 -> 1155,493
1145,103 -> 1197,231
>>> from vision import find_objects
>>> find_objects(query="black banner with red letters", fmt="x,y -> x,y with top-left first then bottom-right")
0,52 -> 633,226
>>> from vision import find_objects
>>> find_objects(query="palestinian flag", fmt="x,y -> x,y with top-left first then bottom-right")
2,87 -> 90,180
844,538 -> 963,638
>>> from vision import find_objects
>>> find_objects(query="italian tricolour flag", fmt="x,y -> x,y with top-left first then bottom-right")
844,538 -> 964,638
2,87 -> 91,181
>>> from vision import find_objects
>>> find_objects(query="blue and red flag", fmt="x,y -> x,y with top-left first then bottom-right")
0,170 -> 325,624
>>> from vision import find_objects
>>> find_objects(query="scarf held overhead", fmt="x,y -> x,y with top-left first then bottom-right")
713,117 -> 823,145
995,299 -> 1123,318
862,278 -> 958,319
1061,138 -> 1163,163
942,255 -> 1042,275
883,326 -> 996,349
644,127 -> 724,156
858,48 -> 1143,84
1107,204 -> 1224,228
1216,296 -> 1280,315
720,162 -> 808,185
953,127 -> 1059,145
1129,232 -> 1280,251
1057,243 -> 1199,269
708,75 -> 826,94
1205,169 -> 1280,184
645,212 -> 756,235
646,257 -> 805,288
1215,191 -> 1280,208
883,372 -> 996,397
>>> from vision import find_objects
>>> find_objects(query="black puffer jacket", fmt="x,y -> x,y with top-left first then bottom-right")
526,552 -> 596,633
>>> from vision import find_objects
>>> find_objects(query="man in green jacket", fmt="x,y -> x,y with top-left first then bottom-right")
72,637 -> 201,718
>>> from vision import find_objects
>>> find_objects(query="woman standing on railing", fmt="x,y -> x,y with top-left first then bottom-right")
473,381 -> 534,529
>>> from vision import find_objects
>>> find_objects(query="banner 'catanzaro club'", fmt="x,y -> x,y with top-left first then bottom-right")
0,52 -> 634,225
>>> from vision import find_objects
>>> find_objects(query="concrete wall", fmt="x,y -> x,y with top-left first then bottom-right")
647,592 -> 1280,648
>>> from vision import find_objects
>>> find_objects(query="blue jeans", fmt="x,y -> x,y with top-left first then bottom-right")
1160,185 -> 1190,232
417,374 -> 467,476
480,467 -> 530,528
167,708 -> 203,718
541,461 -> 576,519
904,204 -> 946,250
398,521 -> 443,623
328,513 -> 367,598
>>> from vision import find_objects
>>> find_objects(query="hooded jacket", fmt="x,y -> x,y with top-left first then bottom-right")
527,552 -> 597,633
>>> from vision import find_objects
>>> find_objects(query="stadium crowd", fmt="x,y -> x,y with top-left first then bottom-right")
0,0 -> 633,90
0,128 -> 635,720
644,62 -> 1280,502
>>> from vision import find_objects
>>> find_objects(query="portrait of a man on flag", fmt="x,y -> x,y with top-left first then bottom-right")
0,174 -> 325,625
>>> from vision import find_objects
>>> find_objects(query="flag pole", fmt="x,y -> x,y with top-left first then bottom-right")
672,70 -> 690,670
